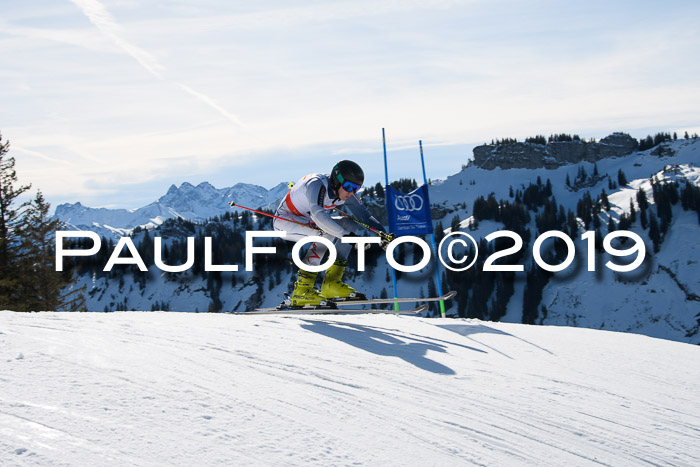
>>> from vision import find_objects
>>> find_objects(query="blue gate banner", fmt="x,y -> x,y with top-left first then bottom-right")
386,184 -> 434,236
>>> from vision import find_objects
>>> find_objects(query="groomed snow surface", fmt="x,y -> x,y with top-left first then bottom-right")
1,311 -> 699,466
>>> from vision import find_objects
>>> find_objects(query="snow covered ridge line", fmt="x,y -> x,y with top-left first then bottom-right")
55,229 -> 647,275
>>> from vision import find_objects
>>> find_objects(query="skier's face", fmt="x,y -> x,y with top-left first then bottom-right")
338,186 -> 353,201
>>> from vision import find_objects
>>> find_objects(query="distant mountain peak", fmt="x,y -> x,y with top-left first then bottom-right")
54,180 -> 288,238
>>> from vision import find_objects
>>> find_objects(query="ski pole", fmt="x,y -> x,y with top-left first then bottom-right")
331,207 -> 393,241
228,201 -> 323,232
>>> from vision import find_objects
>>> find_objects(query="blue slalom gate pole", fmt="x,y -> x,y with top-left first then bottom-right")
419,140 -> 446,318
382,128 -> 400,312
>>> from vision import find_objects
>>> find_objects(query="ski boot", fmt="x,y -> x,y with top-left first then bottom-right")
321,259 -> 366,301
289,270 -> 327,307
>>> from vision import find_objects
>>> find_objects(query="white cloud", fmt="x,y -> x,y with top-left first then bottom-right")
70,0 -> 164,76
2,0 -> 700,208
69,0 -> 246,129
11,146 -> 77,166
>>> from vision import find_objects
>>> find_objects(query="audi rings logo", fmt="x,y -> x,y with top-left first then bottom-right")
394,194 -> 424,212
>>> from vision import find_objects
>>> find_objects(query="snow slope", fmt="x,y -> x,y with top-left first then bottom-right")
1,311 -> 699,466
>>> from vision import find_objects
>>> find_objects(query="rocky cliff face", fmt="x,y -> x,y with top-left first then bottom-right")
472,133 -> 638,170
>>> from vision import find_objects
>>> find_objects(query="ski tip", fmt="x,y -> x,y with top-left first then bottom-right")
443,290 -> 457,300
391,304 -> 429,314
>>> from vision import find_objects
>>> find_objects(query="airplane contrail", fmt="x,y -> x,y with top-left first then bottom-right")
70,0 -> 246,129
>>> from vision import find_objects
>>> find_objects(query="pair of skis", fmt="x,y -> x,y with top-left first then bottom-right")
226,200 -> 456,316
238,290 -> 457,315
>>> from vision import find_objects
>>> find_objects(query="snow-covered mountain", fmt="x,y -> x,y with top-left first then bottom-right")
54,181 -> 289,238
425,138 -> 700,342
59,135 -> 700,344
2,311 -> 699,465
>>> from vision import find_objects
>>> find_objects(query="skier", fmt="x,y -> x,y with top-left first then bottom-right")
274,160 -> 393,306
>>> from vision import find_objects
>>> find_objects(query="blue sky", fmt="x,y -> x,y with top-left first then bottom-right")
2,0 -> 699,209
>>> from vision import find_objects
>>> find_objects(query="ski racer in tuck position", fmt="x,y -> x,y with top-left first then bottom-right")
274,160 -> 394,306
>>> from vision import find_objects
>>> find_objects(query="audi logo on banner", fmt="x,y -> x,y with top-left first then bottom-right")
394,194 -> 424,212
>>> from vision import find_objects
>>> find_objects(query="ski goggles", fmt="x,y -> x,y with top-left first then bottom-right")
336,174 -> 361,192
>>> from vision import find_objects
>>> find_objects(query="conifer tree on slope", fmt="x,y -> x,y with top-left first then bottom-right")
0,132 -> 84,311
16,191 -> 86,311
0,133 -> 31,308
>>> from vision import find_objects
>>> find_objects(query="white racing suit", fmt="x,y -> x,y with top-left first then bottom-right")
273,173 -> 384,267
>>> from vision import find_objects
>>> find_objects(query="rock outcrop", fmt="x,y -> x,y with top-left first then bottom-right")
472,133 -> 638,170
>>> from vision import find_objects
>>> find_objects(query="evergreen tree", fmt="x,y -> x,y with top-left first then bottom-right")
600,189 -> 610,211
639,135 -> 654,151
374,182 -> 385,199
490,272 -> 514,322
577,166 -> 587,184
522,262 -> 550,325
525,135 -> 547,145
618,212 -> 632,231
636,188 -> 649,211
594,227 -> 604,252
470,216 -> 479,230
640,207 -> 648,230
648,211 -> 661,252
576,191 -> 593,229
16,192 -> 85,311
0,134 -> 31,308
139,229 -> 155,268
435,221 -> 445,243
617,169 -> 628,186
567,210 -> 578,236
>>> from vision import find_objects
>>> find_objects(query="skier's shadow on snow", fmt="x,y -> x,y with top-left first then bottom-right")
299,321 -> 484,375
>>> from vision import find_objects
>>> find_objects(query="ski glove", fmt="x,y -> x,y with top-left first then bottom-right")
380,233 -> 396,251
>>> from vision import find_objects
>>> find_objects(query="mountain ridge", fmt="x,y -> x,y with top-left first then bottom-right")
55,181 -> 289,238
56,137 -> 700,344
